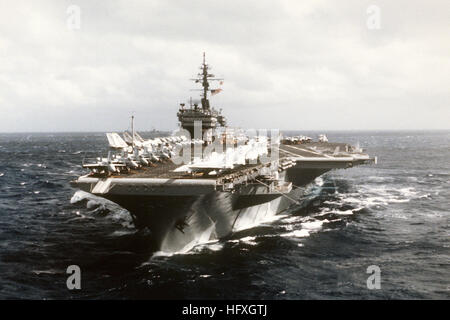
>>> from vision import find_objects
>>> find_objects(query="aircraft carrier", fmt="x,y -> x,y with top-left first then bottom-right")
70,54 -> 376,253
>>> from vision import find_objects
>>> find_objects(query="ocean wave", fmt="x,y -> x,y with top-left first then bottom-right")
281,229 -> 311,238
314,177 -> 324,187
109,230 -> 136,237
67,211 -> 96,222
192,241 -> 225,252
152,239 -> 224,258
70,190 -> 91,204
70,190 -> 133,226
228,236 -> 258,246
367,176 -> 395,183
327,185 -> 428,211
31,269 -> 61,275
301,220 -> 326,230
280,218 -> 328,239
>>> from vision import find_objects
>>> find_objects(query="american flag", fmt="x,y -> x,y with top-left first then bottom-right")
211,89 -> 223,96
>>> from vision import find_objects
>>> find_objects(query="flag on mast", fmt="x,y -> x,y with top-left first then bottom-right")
211,89 -> 223,96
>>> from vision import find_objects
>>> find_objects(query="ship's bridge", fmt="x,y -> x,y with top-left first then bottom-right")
178,53 -> 226,140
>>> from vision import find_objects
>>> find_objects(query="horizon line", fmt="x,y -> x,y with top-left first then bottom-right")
0,128 -> 449,134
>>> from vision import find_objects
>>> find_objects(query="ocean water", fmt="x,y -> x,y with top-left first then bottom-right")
0,131 -> 448,299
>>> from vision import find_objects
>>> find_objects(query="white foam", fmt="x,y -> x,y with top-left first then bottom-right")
314,177 -> 324,186
280,215 -> 308,224
330,184 -> 427,210
67,212 -> 95,222
204,243 -> 224,251
152,250 -> 175,258
322,200 -> 342,206
109,229 -> 135,237
86,199 -> 101,209
281,229 -> 310,238
398,187 -> 418,196
240,236 -> 258,245
367,176 -> 393,182
387,198 -> 410,203
152,237 -> 223,258
227,236 -> 258,246
301,220 -> 325,230
331,209 -> 354,215
70,190 -> 91,204
32,269 -> 60,275
70,190 -> 133,226
191,240 -> 224,253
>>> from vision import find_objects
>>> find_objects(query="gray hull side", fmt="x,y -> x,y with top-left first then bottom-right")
78,168 -> 332,252
104,182 -> 305,253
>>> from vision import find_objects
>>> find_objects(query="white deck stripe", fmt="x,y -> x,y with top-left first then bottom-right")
282,145 -> 327,157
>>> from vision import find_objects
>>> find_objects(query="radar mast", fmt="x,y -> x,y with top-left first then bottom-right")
178,53 -> 226,140
191,52 -> 223,110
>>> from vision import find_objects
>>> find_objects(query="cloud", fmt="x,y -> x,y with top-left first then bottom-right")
0,0 -> 449,132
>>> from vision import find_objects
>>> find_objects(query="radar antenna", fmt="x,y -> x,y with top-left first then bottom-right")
190,52 -> 223,110
178,53 -> 227,139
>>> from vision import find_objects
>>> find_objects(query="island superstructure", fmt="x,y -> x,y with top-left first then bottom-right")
70,54 -> 376,253
177,52 -> 226,139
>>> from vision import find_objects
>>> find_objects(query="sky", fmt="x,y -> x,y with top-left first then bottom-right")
0,0 -> 449,132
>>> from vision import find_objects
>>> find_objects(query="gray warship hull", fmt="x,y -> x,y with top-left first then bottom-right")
72,144 -> 375,253
75,173 -> 302,253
